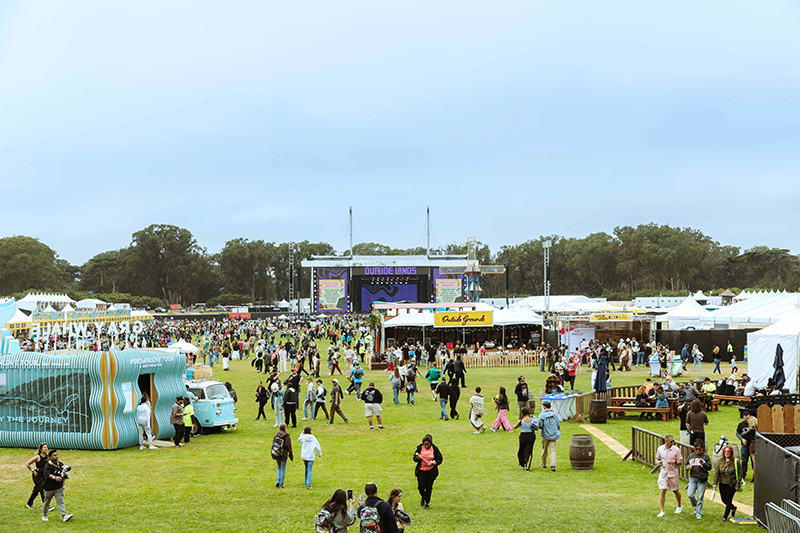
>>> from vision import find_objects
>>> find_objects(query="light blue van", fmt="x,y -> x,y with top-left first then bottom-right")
185,379 -> 238,430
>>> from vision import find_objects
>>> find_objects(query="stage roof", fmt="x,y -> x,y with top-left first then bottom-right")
301,254 -> 468,268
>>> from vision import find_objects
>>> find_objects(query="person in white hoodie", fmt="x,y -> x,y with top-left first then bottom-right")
298,426 -> 322,489
136,397 -> 157,450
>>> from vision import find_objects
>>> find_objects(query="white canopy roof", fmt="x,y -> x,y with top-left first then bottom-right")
693,290 -> 707,300
659,297 -> 710,320
62,304 -> 75,312
167,339 -> 199,354
710,292 -> 800,326
42,304 -> 56,312
511,295 -> 619,314
277,300 -> 290,308
277,314 -> 289,320
7,308 -> 32,325
76,298 -> 108,309
18,292 -> 75,303
747,306 -> 800,393
383,304 -> 542,328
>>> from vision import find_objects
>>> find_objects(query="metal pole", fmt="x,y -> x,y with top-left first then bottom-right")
426,206 -> 430,256
543,240 -> 552,324
349,207 -> 353,257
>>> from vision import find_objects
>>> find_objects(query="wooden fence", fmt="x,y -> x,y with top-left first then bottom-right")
630,426 -> 693,481
460,351 -> 541,368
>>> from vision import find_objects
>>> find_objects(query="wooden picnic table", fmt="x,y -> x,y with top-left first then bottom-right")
609,396 -> 679,418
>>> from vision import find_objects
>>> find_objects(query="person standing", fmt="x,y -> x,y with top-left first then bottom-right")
453,355 -> 466,388
362,382 -> 385,430
136,397 -> 157,449
41,450 -> 73,522
272,423 -> 293,488
655,434 -> 683,517
514,375 -> 530,420
318,489 -> 357,532
390,368 -> 403,405
25,443 -> 50,509
302,376 -> 316,421
686,440 -> 712,519
712,345 -> 722,375
413,434 -> 443,509
712,445 -> 742,521
512,407 -> 538,471
435,380 -> 450,421
538,400 -> 561,471
490,387 -> 512,432
170,396 -> 185,447
686,399 -> 709,447
737,411 -> 756,483
272,383 -> 285,428
348,361 -> 364,400
727,340 -> 734,364
405,364 -> 419,405
357,483 -> 399,533
329,378 -> 349,424
284,381 -> 298,428
254,381 -> 268,421
425,363 -> 441,401
448,375 -> 461,420
469,387 -> 485,434
182,398 -> 194,443
297,426 -> 322,489
566,356 -> 578,389
681,344 -> 691,371
314,380 -> 330,421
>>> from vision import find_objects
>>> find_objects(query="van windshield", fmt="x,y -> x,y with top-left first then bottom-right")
206,384 -> 231,400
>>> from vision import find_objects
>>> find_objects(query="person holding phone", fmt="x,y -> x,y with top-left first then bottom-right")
319,489 -> 357,532
413,434 -> 443,509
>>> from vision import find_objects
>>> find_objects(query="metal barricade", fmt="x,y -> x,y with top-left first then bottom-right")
766,502 -> 800,533
782,500 -> 800,521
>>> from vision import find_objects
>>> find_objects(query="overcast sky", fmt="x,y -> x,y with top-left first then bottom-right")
2,1 -> 799,265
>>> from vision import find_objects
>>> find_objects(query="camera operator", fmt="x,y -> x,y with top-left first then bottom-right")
41,450 -> 73,522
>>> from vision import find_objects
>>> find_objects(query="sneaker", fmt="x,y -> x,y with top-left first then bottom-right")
480,427 -> 485,433
140,445 -> 145,450
657,511 -> 665,518
26,504 -> 33,509
675,506 -> 682,514
149,445 -> 158,450
722,517 -> 728,522
370,426 -> 374,430
491,428 -> 497,432
344,419 -> 349,424
378,425 -> 384,429
473,430 -> 481,434
551,466 -> 556,472
63,514 -> 73,522
696,514 -> 702,519
49,506 -> 55,511
301,417 -> 308,421
42,516 -> 48,522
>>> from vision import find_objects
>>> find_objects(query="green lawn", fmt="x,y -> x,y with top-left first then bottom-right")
0,345 -> 752,532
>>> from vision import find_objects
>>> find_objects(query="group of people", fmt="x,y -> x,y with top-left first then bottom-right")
24,443 -> 73,522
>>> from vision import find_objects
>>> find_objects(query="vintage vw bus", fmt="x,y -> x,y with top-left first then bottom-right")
184,379 -> 238,430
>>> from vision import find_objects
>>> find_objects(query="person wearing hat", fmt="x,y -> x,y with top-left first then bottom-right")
329,378 -> 349,424
348,360 -> 364,400
538,400 -> 561,471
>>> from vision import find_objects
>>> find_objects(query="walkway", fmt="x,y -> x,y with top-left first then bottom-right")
580,424 -> 755,517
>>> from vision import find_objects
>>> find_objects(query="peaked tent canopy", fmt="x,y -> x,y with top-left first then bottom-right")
747,306 -> 800,393
658,297 -> 713,330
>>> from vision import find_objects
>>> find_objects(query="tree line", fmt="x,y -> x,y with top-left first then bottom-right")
1,223 -> 798,306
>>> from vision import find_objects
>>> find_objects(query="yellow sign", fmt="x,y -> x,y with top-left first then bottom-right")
434,311 -> 493,328
590,313 -> 633,322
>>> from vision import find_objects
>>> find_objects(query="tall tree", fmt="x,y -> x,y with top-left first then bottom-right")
0,236 -> 61,294
217,239 -> 276,302
79,250 -> 127,293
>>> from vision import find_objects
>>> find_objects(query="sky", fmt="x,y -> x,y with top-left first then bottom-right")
1,1 -> 799,265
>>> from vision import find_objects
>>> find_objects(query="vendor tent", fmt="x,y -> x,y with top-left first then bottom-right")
710,293 -> 800,327
166,339 -> 199,354
747,307 -> 800,393
658,297 -> 713,330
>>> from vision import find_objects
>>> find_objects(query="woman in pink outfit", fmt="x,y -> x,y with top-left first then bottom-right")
491,387 -> 512,432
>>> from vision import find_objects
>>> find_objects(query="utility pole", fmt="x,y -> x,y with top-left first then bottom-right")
543,240 -> 551,324
426,206 -> 431,256
349,207 -> 353,257
504,249 -> 510,308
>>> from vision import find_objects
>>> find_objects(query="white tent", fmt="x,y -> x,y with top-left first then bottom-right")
511,295 -> 620,314
383,313 -> 435,328
6,308 -> 32,327
277,300 -> 290,308
167,340 -> 199,354
62,304 -> 75,313
746,307 -> 800,393
42,304 -> 56,313
710,293 -> 800,327
277,314 -> 289,320
493,307 -> 543,326
658,297 -> 713,330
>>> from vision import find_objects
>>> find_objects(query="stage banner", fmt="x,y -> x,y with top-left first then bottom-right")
315,268 -> 349,313
434,311 -> 493,328
361,284 -> 418,312
590,313 -> 632,322
433,268 -> 464,303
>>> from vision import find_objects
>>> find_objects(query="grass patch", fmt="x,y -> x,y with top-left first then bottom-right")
0,343 -> 751,532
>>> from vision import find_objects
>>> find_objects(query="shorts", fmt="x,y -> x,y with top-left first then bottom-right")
430,382 -> 438,391
365,403 -> 382,417
658,474 -> 679,491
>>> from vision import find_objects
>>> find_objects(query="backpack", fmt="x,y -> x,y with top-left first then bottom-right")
359,505 -> 382,532
270,434 -> 285,460
354,367 -> 364,378
314,509 -> 333,533
317,386 -> 326,401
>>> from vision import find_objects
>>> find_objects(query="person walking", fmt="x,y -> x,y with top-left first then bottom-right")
512,407 -> 538,471
329,378 -> 349,424
425,363 -> 441,401
170,396 -> 185,447
686,399 -> 709,448
469,387 -> 485,434
448,375 -> 461,420
41,450 -> 73,522
514,375 -> 530,420
712,445 -> 742,522
490,387 -> 512,432
691,344 -> 703,372
656,433 -> 683,517
272,423 -> 293,488
362,382 -> 385,430
413,434 -> 443,509
435,380 -> 450,421
357,483 -> 399,533
390,368 -> 403,405
136,397 -> 157,449
405,364 -> 419,404
284,380 -> 298,428
318,489 -> 357,532
302,376 -> 316,421
25,443 -> 51,510
272,383 -> 285,427
314,379 -> 330,421
453,355 -> 466,388
686,440 -> 712,519
712,345 -> 722,375
298,426 -> 322,489
348,361 -> 364,400
538,400 -> 561,471
254,381 -> 268,421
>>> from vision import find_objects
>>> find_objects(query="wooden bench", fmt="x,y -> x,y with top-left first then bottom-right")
714,395 -> 752,405
607,405 -> 672,422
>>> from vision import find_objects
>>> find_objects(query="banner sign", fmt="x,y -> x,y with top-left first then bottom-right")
434,311 -> 493,328
589,313 -> 633,322
318,279 -> 346,311
32,309 -> 131,322
435,279 -> 461,303
354,266 -> 428,276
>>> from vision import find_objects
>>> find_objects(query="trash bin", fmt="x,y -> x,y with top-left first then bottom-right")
527,392 -> 536,413
649,356 -> 661,377
671,353 -> 683,376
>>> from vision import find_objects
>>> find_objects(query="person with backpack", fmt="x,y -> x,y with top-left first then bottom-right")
271,423 -> 293,488
357,482 -> 399,533
298,426 -> 322,489
314,379 -> 330,421
316,489 -> 356,532
348,361 -> 364,400
413,434 -> 443,509
329,378 -> 349,425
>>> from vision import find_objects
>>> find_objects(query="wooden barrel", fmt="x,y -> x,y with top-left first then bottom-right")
589,399 -> 608,424
569,434 -> 595,470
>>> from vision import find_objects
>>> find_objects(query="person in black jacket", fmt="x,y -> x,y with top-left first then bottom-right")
413,434 -> 443,509
362,382 -> 384,430
42,450 -> 73,522
357,482 -> 399,533
284,382 -> 298,428
254,381 -> 268,421
448,375 -> 461,420
453,355 -> 466,388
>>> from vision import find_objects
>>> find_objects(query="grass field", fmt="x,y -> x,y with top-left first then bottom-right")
0,343 -> 753,532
